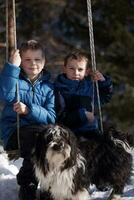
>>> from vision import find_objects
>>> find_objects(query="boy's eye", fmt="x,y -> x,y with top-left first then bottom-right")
78,68 -> 83,72
25,59 -> 31,62
24,58 -> 42,62
35,59 -> 41,62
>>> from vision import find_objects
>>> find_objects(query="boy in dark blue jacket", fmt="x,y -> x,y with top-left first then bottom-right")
55,51 -> 113,138
0,40 -> 56,200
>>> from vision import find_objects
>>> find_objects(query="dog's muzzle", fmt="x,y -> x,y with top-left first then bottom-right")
50,141 -> 65,152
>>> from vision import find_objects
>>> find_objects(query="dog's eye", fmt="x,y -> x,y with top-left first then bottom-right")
45,134 -> 53,143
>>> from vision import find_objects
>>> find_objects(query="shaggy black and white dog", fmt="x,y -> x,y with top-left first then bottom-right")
32,124 -> 133,200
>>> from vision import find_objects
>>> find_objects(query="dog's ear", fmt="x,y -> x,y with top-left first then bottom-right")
104,125 -> 134,148
33,132 -> 43,161
126,132 -> 134,148
32,131 -> 49,175
65,128 -> 79,167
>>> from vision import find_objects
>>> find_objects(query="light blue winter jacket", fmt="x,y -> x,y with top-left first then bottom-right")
0,62 -> 56,146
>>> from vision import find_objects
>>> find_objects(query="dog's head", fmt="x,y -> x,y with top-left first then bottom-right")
104,123 -> 134,148
32,124 -> 79,173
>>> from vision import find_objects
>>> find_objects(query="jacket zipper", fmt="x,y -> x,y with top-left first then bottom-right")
31,85 -> 35,102
31,80 -> 38,102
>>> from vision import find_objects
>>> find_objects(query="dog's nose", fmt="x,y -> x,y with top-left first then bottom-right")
53,142 -> 63,151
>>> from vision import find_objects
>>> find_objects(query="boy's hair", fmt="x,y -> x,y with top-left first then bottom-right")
64,51 -> 89,68
20,40 -> 45,58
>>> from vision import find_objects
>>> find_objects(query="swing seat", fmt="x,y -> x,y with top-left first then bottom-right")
5,124 -> 45,160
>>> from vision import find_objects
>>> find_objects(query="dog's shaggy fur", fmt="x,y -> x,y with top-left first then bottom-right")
32,124 -> 133,200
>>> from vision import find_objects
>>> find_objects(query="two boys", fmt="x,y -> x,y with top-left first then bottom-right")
0,41 -> 113,200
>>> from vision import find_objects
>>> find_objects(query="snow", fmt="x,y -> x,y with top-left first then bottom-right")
0,146 -> 134,200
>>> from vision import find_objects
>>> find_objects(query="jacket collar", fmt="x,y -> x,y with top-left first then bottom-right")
20,69 -> 51,84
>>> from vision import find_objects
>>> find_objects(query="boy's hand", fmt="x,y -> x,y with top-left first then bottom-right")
13,102 -> 29,115
85,111 -> 95,122
90,70 -> 105,81
10,49 -> 21,67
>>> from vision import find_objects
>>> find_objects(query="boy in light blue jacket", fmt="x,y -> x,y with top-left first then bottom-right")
0,40 -> 56,200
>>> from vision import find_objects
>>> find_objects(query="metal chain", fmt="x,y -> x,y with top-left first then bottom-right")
86,0 -> 104,134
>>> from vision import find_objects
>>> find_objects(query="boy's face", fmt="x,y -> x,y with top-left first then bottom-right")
63,59 -> 88,81
21,49 -> 45,80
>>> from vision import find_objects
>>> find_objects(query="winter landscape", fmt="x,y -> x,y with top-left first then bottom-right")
0,1 -> 134,199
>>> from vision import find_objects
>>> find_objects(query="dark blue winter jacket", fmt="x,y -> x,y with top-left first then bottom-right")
55,73 -> 113,135
0,62 -> 56,146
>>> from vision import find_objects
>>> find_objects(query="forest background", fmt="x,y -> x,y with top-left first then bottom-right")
0,0 -> 134,133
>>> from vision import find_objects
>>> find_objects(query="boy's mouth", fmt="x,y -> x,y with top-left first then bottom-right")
28,68 -> 37,70
72,77 -> 80,80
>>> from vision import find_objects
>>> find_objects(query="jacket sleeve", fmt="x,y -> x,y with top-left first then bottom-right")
95,75 -> 113,105
25,89 -> 56,124
61,108 -> 88,128
0,62 -> 20,102
55,91 -> 89,128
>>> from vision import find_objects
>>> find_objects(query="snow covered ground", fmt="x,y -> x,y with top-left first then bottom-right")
0,146 -> 134,200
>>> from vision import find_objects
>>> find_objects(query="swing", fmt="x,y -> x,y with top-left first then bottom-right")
3,0 -> 103,158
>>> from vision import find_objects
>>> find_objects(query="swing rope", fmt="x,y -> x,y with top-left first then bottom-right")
12,0 -> 21,156
5,0 -> 20,156
12,0 -> 21,153
86,0 -> 104,134
12,0 -> 17,49
6,0 -> 8,61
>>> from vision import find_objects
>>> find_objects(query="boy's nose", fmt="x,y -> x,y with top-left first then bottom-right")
31,60 -> 36,65
74,70 -> 79,75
